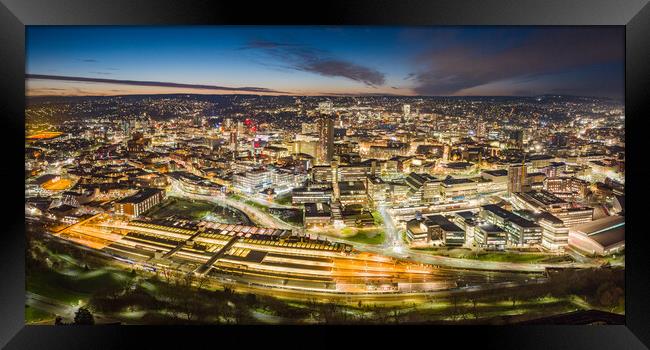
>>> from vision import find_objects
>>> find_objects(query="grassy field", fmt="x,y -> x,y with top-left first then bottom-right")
144,197 -> 215,220
346,229 -> 386,245
27,267 -> 131,304
25,305 -> 55,323
274,194 -> 292,206
463,252 -> 555,263
145,197 -> 250,224
370,210 -> 383,225
243,199 -> 269,211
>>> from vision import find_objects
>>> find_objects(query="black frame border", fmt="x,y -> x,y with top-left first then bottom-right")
1,0 -> 649,348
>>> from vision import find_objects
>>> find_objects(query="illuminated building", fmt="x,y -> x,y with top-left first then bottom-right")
291,185 -> 333,204
405,172 -> 441,204
368,142 -> 410,159
293,135 -> 319,159
113,188 -> 165,217
440,177 -> 478,201
454,211 -> 478,244
568,215 -> 625,256
511,190 -> 570,212
512,190 -> 593,228
474,223 -> 507,250
262,145 -> 290,160
427,214 -> 465,246
301,122 -> 318,134
406,217 -> 431,243
318,116 -> 334,164
544,176 -> 589,199
338,181 -> 368,207
480,204 -> 542,246
168,171 -> 225,196
552,207 -> 594,228
336,163 -> 374,182
507,163 -> 528,194
318,100 -> 333,114
537,212 -> 570,250
62,188 -> 98,207
303,202 -> 332,228
388,181 -> 411,204
311,165 -> 335,183
367,176 -> 388,206
232,168 -> 272,194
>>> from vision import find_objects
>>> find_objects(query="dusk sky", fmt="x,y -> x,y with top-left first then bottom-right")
26,26 -> 624,99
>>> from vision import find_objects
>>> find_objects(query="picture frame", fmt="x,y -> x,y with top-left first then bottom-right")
2,0 -> 649,348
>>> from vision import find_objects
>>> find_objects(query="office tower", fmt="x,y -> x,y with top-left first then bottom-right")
476,116 -> 487,138
318,116 -> 334,164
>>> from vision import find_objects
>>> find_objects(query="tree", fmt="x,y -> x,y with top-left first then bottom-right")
245,293 -> 257,307
160,266 -> 175,284
469,298 -> 479,319
54,316 -> 64,325
73,307 -> 95,325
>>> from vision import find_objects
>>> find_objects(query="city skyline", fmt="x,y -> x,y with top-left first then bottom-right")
26,26 -> 624,99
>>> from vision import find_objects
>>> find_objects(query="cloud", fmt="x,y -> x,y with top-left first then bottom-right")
25,74 -> 287,94
242,39 -> 386,86
411,28 -> 623,96
81,59 -> 98,63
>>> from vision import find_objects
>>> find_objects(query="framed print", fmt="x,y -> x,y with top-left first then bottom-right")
1,0 -> 649,349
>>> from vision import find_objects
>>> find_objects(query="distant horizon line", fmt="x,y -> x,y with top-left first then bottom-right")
25,74 -> 623,101
26,92 -> 622,101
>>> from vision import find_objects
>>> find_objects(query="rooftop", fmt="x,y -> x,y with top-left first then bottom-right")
425,215 -> 463,232
116,188 -> 163,204
482,169 -> 508,177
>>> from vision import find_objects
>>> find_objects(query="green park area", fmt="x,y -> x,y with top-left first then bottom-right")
274,193 -> 293,206
25,305 -> 55,323
345,229 -> 386,245
370,210 -> 383,225
27,258 -> 135,307
144,197 -> 250,224
466,252 -> 560,263
144,197 -> 216,220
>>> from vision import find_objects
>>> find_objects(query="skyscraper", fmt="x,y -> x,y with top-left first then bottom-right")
318,116 -> 334,164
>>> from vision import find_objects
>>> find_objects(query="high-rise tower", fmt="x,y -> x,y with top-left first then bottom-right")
318,116 -> 334,164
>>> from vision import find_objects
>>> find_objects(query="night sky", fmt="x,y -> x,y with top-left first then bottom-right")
25,26 -> 624,99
